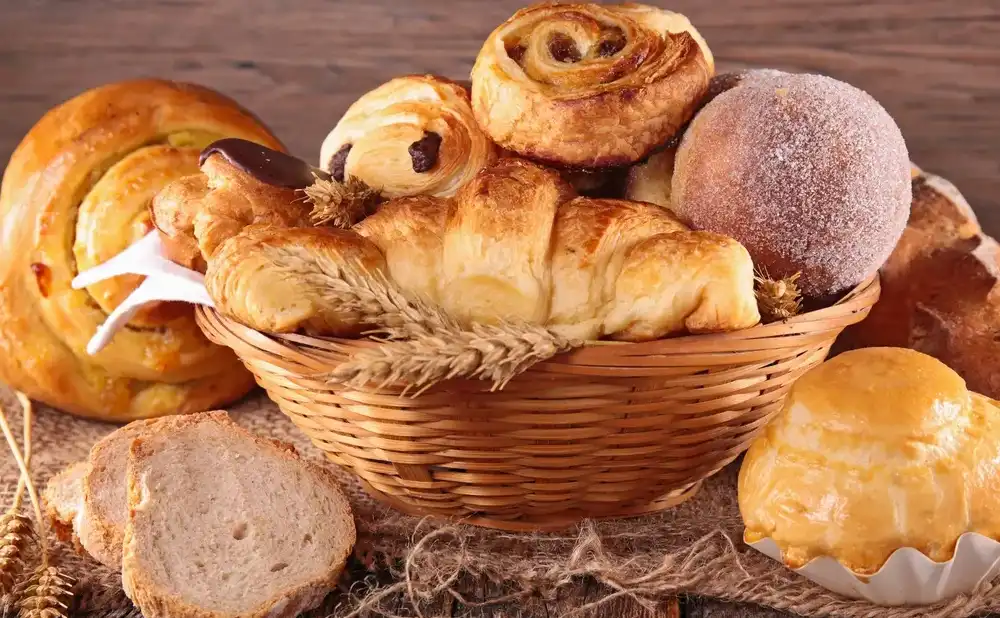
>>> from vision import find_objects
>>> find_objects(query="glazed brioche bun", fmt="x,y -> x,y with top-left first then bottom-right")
739,347 -> 1000,575
671,72 -> 912,297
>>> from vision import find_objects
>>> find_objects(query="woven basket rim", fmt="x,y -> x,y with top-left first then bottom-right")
196,274 -> 880,372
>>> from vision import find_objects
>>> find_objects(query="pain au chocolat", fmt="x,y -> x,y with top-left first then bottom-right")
0,80 -> 281,421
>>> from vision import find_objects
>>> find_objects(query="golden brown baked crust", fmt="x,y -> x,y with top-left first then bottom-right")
839,170 -> 1000,398
0,79 -> 284,420
471,3 -> 713,168
319,75 -> 498,198
202,158 -> 760,340
671,72 -> 911,297
739,347 -> 1000,575
205,226 -> 389,336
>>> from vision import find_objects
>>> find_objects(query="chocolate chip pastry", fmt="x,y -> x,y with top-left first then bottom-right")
319,75 -> 498,198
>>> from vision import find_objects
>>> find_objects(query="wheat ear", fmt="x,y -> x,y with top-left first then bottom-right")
302,176 -> 381,229
0,395 -> 74,618
0,394 -> 35,598
311,262 -> 582,394
755,270 -> 803,323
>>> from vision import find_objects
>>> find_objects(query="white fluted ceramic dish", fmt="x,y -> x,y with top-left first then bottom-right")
747,532 -> 1000,605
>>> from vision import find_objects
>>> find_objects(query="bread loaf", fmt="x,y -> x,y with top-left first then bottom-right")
839,168 -> 1000,398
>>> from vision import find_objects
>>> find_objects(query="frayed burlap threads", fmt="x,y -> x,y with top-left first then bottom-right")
6,390 -> 1000,618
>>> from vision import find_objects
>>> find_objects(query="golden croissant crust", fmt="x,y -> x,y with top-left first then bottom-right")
202,158 -> 760,341
739,347 -> 1000,575
319,75 -> 499,198
471,3 -> 714,168
0,79 -> 283,420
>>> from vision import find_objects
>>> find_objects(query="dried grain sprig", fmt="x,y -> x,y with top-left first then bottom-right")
16,566 -> 73,618
328,321 -> 581,396
0,394 -> 36,597
303,176 -> 381,229
755,271 -> 803,323
297,258 -> 582,393
0,394 -> 74,618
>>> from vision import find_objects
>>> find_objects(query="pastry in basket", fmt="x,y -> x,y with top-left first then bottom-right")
152,138 -> 331,269
44,411 -> 355,618
471,2 -> 714,168
839,168 -> 1000,399
739,347 -> 1000,575
202,158 -> 761,340
0,79 -> 281,421
669,70 -> 912,297
319,75 -> 498,198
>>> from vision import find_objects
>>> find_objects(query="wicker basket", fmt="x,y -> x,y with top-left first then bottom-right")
196,275 -> 879,531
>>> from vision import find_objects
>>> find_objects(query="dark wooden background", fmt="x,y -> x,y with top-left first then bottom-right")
2,1 -> 999,616
2,0 -> 999,234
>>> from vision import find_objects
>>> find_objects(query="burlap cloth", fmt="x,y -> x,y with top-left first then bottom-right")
2,387 -> 998,618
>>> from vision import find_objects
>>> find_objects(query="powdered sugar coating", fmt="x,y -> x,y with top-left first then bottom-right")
672,72 -> 912,297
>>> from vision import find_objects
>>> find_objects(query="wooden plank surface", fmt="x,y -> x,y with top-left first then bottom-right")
1,0 -> 998,233
2,1 -> 999,617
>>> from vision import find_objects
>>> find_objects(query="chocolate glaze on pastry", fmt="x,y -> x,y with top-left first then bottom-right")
200,138 -> 329,189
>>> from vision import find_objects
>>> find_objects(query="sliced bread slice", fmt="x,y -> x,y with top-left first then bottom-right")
43,460 -> 88,549
122,411 -> 355,618
79,417 -> 165,568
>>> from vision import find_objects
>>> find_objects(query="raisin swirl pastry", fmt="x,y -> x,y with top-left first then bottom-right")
202,158 -> 760,341
0,80 -> 281,420
471,3 -> 714,168
319,75 -> 498,198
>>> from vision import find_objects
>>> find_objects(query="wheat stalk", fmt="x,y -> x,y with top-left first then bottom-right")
0,394 -> 36,598
755,270 -> 803,323
302,176 -> 381,229
0,394 -> 74,618
299,260 -> 582,393
329,321 -> 580,395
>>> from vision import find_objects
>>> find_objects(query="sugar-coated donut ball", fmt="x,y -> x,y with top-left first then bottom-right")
671,72 -> 912,297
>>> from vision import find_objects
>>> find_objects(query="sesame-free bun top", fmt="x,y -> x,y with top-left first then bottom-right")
739,347 -> 1000,575
672,72 -> 912,297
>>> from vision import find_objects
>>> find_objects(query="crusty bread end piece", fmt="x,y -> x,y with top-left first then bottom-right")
122,411 -> 355,618
43,460 -> 88,550
79,417 -> 166,568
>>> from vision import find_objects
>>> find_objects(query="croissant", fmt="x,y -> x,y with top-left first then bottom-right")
0,79 -> 282,420
471,3 -> 714,168
204,158 -> 760,341
151,138 -> 324,269
319,75 -> 499,198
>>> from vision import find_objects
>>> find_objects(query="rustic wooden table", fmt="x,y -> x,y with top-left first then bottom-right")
2,1 -> 999,616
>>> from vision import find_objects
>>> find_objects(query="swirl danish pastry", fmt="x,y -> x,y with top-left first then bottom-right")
202,158 -> 760,341
471,3 -> 714,168
0,79 -> 282,421
319,75 -> 498,198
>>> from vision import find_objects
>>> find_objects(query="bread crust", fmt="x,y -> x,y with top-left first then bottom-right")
840,169 -> 1000,398
0,79 -> 277,421
471,3 -> 713,168
121,411 -> 355,618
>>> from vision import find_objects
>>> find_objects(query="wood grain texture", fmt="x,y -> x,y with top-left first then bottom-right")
1,0 -> 998,232
1,2 -> 998,617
